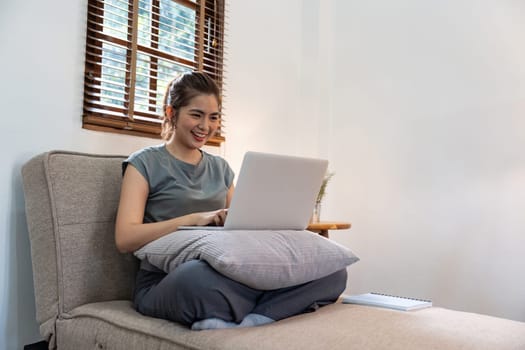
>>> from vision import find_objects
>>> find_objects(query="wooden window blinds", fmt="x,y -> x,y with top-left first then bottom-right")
82,0 -> 226,146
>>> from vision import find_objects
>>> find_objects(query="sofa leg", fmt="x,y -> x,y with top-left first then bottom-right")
24,340 -> 49,350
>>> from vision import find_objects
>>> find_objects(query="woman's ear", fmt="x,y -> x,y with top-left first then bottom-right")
165,105 -> 177,129
165,105 -> 174,119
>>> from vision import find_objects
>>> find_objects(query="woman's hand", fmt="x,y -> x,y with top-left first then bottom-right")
193,209 -> 228,227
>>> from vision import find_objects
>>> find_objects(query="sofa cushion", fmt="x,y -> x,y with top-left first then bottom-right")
134,229 -> 359,290
57,300 -> 525,350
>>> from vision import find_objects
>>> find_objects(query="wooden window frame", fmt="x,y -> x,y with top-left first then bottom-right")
82,0 -> 226,146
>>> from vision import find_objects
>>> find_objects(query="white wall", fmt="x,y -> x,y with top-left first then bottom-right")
322,0 -> 525,321
224,0 -> 322,171
1,0 -> 524,348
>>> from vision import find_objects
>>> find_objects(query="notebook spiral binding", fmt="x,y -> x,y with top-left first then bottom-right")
342,292 -> 433,311
371,292 -> 431,303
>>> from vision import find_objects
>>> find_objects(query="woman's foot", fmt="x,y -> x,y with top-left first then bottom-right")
191,314 -> 274,330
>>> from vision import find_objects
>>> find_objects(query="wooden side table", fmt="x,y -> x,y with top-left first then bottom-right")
307,221 -> 351,238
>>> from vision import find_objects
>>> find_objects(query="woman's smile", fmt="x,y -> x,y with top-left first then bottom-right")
191,128 -> 208,142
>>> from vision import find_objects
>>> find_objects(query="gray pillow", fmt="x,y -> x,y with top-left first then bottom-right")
134,230 -> 359,290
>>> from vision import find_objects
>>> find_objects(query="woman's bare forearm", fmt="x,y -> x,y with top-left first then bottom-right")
115,213 -> 198,253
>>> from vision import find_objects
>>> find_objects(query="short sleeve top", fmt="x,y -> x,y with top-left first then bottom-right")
123,144 -> 234,224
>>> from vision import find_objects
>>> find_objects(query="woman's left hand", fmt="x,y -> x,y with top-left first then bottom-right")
193,209 -> 228,227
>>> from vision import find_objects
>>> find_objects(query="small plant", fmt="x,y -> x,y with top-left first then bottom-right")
317,172 -> 335,204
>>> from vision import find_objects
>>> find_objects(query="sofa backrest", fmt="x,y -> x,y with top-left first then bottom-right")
22,151 -> 138,338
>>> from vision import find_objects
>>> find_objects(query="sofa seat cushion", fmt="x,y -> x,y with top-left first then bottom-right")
57,300 -> 525,350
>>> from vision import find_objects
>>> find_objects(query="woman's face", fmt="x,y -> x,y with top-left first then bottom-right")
172,94 -> 220,150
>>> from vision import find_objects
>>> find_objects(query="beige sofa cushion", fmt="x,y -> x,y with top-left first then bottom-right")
57,300 -> 525,350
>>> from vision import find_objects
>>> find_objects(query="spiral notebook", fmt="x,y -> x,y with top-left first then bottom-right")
342,293 -> 432,311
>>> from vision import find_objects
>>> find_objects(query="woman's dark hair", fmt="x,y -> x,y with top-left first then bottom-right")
161,71 -> 221,140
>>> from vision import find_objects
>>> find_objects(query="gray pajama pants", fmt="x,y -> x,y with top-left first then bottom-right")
134,260 -> 347,326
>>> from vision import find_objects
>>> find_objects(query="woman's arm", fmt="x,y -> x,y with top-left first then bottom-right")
115,165 -> 228,253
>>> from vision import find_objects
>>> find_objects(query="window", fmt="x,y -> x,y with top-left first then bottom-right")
82,0 -> 226,146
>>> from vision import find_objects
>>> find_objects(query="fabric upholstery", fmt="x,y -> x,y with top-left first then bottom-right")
134,229 -> 359,290
57,300 -> 525,350
21,153 -> 59,344
22,151 -> 139,346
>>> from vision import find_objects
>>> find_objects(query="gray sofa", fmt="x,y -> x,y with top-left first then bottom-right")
21,150 -> 525,350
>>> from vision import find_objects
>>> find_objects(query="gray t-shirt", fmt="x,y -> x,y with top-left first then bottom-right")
124,144 -> 234,224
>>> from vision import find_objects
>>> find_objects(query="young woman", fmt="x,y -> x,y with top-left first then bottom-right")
115,71 -> 347,330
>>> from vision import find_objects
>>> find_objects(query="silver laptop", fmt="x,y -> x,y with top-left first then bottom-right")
179,151 -> 328,230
